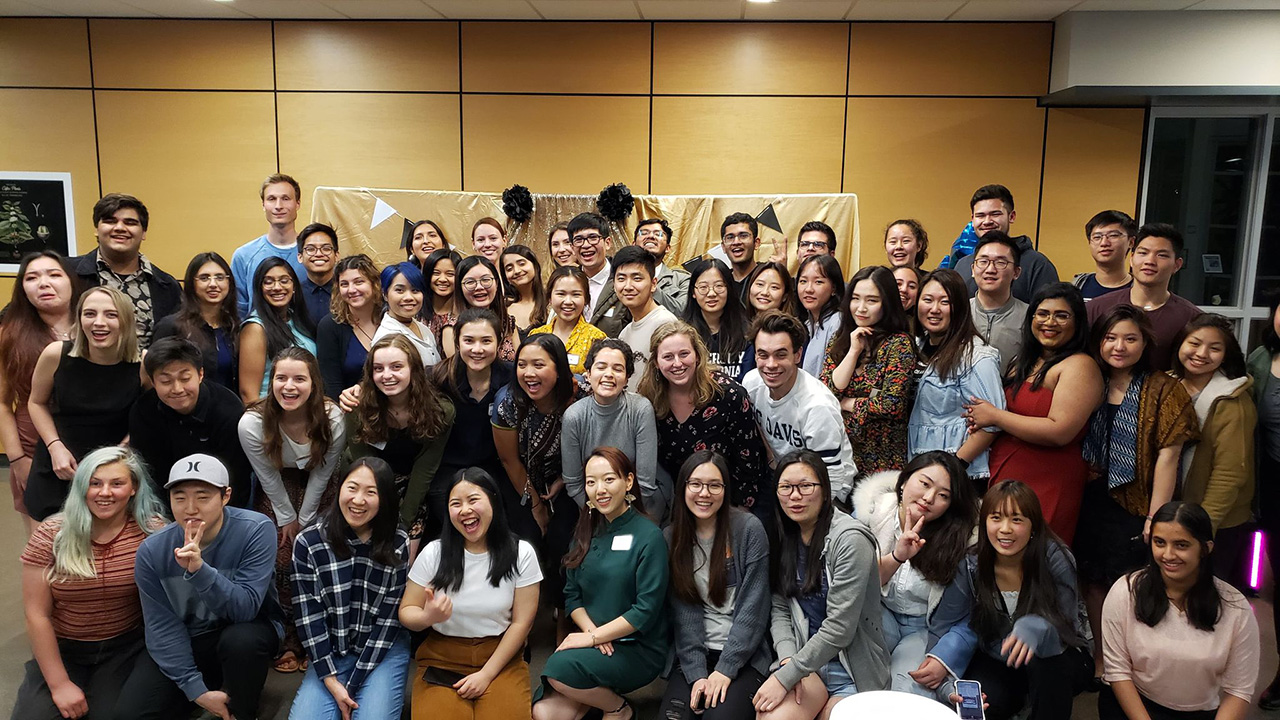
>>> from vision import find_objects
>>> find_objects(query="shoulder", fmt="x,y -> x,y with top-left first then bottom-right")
828,513 -> 877,555
730,508 -> 768,546
227,505 -> 275,531
24,516 -> 62,559
1169,294 -> 1202,314
741,369 -> 763,391
627,392 -> 654,413
206,383 -> 245,413
238,409 -> 265,434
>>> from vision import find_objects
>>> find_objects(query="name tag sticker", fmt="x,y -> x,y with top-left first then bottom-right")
368,440 -> 387,451
567,353 -> 580,366
611,534 -> 633,551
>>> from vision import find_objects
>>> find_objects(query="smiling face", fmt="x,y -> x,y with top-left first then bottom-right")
585,454 -> 633,521
472,223 -> 505,263
339,465 -> 380,537
516,345 -> 557,402
298,233 -> 336,278
848,278 -> 884,328
338,268 -> 375,313
753,330 -> 799,394
193,261 -> 229,306
972,242 -> 1019,296
893,267 -> 919,310
549,276 -> 586,323
86,460 -> 136,523
1100,318 -> 1145,371
797,230 -> 830,260
917,279 -> 951,337
693,266 -> 728,315
1088,223 -> 1133,267
614,262 -> 655,312
900,463 -> 952,524
502,253 -> 535,291
549,229 -> 576,268
385,272 -> 423,321
371,346 -> 412,400
777,462 -> 823,527
1151,520 -> 1205,586
656,332 -> 697,389
796,262 -> 833,316
80,291 -> 121,350
749,268 -> 786,312
884,223 -> 921,268
1130,235 -> 1182,289
587,347 -> 629,402
153,360 -> 203,415
971,198 -> 1013,238
573,227 -> 608,275
1178,326 -> 1226,380
169,481 -> 230,533
23,256 -> 73,315
985,499 -> 1032,560
1031,297 -> 1075,351
95,207 -> 144,259
457,319 -> 498,373
260,266 -> 295,310
684,461 -> 726,522
449,480 -> 494,545
429,257 -> 455,300
461,264 -> 498,308
271,357 -> 313,411
721,222 -> 758,267
411,224 -> 444,263
635,222 -> 670,260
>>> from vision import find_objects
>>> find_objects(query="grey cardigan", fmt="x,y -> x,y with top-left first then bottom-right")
664,510 -> 773,684
769,511 -> 890,692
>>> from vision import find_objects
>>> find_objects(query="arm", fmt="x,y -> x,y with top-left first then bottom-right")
316,319 -> 346,401
493,425 -> 544,513
560,409 -> 586,506
1109,681 -> 1154,720
1101,579 -> 1150,720
980,357 -> 1102,446
956,352 -> 1006,463
238,323 -> 267,404
713,525 -> 771,679
1147,445 -> 1183,525
600,531 -> 669,641
346,539 -> 410,693
440,325 -> 456,358
0,332 -> 32,489
925,560 -> 979,678
186,516 -> 278,621
22,563 -> 81,712
844,335 -> 915,426
670,592 -> 710,683
1197,401 -> 1253,531
802,403 -> 855,499
632,397 -> 659,502
238,413 -> 297,526
769,590 -> 798,662
400,400 -> 454,528
289,534 -> 337,678
134,541 -> 207,700
471,583 -> 538,687
824,334 -> 860,393
297,408 -> 347,527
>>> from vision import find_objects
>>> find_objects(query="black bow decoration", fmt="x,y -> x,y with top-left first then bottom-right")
596,183 -> 635,222
501,184 -> 534,224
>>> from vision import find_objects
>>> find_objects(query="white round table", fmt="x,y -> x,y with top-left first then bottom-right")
828,690 -> 958,720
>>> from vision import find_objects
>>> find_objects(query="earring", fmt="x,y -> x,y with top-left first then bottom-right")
625,492 -> 636,504
586,500 -> 597,511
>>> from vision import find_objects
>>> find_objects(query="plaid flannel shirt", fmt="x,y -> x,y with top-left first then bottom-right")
291,525 -> 409,692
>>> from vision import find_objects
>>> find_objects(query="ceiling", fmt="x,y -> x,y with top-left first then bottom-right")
1,0 -> 1278,21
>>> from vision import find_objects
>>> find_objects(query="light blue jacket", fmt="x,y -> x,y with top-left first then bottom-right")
908,340 -> 1005,478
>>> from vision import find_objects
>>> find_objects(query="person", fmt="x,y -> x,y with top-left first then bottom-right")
13,446 -> 166,720
951,185 -> 1059,302
1087,223 -> 1202,371
346,334 -> 454,544
113,454 -> 283,720
635,217 -> 690,311
743,310 -> 857,503
455,255 -> 518,362
372,261 -> 442,369
401,468 -> 542,720
1170,314 -> 1255,589
639,322 -> 768,514
153,252 -> 239,393
70,193 -> 181,349
659,451 -> 772,720
232,174 -> 306,318
295,222 -> 338,325
527,265 -> 606,375
548,221 -> 576,269
822,265 -> 915,475
533,447 -> 670,720
1247,294 -> 1280,709
885,219 -> 929,269
753,451 -> 889,720
501,244 -> 546,334
237,257 -> 317,403
406,219 -> 451,267
316,254 -> 382,400
471,217 -> 508,267
238,347 -> 346,672
561,338 -> 664,515
745,260 -> 797,321
424,248 -> 462,355
908,269 -> 1005,485
0,251 -> 80,533
614,246 -> 679,391
720,212 -> 765,292
288,457 -> 411,720
968,231 -> 1029,373
25,286 -> 145,522
795,254 -> 845,379
1075,304 -> 1197,683
797,220 -> 836,261
1099,501 -> 1259,720
682,258 -> 751,380
894,265 -> 923,314
927,480 -> 1092,720
851,451 -> 976,698
572,212 -> 618,332
968,283 -> 1102,543
1074,210 -> 1136,301
129,338 -> 250,508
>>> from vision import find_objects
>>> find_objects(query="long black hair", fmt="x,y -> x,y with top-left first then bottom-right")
796,254 -> 845,329
830,265 -> 911,362
430,467 -> 520,592
1168,313 -> 1248,381
248,256 -> 316,358
770,450 -> 834,598
1008,282 -> 1089,396
501,245 -> 547,327
323,457 -> 403,566
681,258 -> 749,360
432,307 -> 503,400
668,450 -> 736,606
895,450 -> 976,585
511,333 -> 576,423
175,252 -> 239,359
1131,501 -> 1229,631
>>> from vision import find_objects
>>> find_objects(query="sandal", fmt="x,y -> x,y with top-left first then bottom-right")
602,698 -> 632,720
273,651 -> 301,673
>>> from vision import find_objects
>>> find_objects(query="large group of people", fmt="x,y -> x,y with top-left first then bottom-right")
2,173 -> 1272,720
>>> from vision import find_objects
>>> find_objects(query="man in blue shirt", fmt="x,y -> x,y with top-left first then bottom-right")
231,174 -> 306,318
296,222 -> 338,324
113,454 -> 281,720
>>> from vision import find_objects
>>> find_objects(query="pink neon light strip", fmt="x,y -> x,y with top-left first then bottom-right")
1249,530 -> 1264,590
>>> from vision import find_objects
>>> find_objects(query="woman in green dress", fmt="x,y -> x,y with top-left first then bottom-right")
532,446 -> 670,720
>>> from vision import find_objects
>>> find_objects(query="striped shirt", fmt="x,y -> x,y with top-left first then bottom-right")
20,516 -> 147,641
291,524 -> 409,692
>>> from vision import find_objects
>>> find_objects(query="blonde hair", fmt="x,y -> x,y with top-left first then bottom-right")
637,320 -> 722,417
69,286 -> 140,363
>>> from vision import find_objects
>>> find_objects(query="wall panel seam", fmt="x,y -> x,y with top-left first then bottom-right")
86,18 -> 102,197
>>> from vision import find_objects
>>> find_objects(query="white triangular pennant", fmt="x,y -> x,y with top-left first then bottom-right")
371,197 -> 397,229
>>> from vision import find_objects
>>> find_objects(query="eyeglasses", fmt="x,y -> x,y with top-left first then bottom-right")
973,258 -> 1013,271
261,277 -> 293,288
798,240 -> 827,250
686,481 -> 725,495
637,228 -> 666,239
571,233 -> 605,247
1033,310 -> 1073,323
301,245 -> 335,257
723,232 -> 754,243
462,276 -> 496,290
1089,231 -> 1130,244
776,482 -> 822,497
195,273 -> 228,284
694,282 -> 727,296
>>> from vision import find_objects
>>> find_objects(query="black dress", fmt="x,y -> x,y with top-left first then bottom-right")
25,342 -> 142,520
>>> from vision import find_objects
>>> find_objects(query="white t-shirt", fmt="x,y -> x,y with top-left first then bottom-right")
619,304 -> 677,392
407,539 -> 542,638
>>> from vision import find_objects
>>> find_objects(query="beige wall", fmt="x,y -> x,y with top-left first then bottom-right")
0,17 -> 1145,295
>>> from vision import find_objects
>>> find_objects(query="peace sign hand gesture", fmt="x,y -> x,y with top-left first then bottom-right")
893,512 -> 927,564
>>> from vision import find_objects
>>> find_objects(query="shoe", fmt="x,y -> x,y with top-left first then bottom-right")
1261,678 -> 1280,711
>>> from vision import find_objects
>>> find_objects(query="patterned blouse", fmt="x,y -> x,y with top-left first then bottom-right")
655,372 -> 768,508
491,377 -> 591,496
528,317 -> 607,375
821,332 -> 916,475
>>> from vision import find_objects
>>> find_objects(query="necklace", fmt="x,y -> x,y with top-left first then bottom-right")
50,324 -> 73,341
353,319 -> 375,343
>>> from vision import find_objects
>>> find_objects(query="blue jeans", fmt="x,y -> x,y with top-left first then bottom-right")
881,605 -> 942,699
288,635 -> 410,720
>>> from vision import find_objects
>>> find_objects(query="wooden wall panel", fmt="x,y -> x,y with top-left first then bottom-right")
848,23 -> 1052,96
94,91 -> 277,272
462,95 -> 649,194
1039,108 -> 1145,278
651,97 -> 845,194
461,22 -> 650,94
90,20 -> 273,90
278,93 -> 462,191
844,98 -> 1046,263
653,23 -> 849,95
0,19 -> 91,87
275,21 -> 459,92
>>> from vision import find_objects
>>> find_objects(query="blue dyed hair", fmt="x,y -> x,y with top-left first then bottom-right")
380,261 -> 426,294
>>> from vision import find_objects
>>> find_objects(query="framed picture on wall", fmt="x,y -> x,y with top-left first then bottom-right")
0,171 -> 76,274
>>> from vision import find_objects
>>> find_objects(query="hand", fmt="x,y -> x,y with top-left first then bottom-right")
848,326 -> 874,361
9,456 -> 31,494
703,671 -> 732,708
423,587 -> 453,626
767,235 -> 787,265
1142,517 -> 1152,544
50,679 -> 87,718
752,674 -> 789,714
323,676 -> 358,720
840,396 -> 858,414
531,502 -> 550,535
454,669 -> 494,700
948,691 -> 989,711
542,479 -> 565,501
194,690 -> 233,720
279,520 -> 301,551
50,442 -> 77,481
893,513 -> 927,564
908,657 -> 949,690
963,396 -> 999,431
174,520 -> 206,574
338,384 -> 362,413
1001,632 -> 1036,668
556,631 -> 598,652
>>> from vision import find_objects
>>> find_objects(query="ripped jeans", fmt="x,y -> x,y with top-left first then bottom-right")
657,650 -> 766,720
